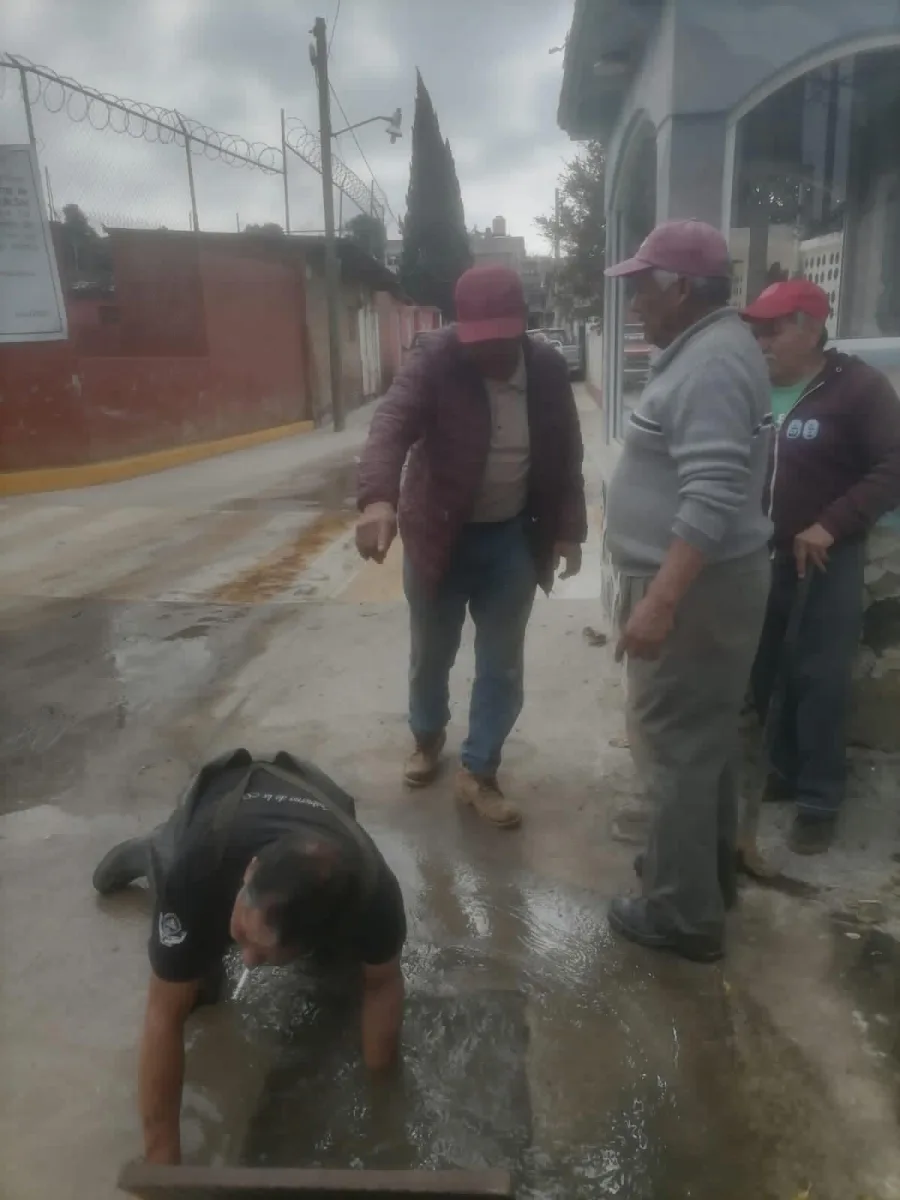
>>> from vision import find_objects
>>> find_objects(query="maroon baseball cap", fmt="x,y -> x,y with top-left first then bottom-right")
741,279 -> 831,323
455,265 -> 527,344
605,219 -> 731,279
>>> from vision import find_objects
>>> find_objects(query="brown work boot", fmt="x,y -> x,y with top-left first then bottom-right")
455,768 -> 521,829
403,732 -> 446,788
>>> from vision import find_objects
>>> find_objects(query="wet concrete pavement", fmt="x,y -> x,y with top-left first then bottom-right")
2,393 -> 899,1199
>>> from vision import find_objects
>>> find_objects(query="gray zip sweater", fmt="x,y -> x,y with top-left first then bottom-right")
606,308 -> 773,574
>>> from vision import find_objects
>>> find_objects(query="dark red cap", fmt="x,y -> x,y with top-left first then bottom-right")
455,265 -> 527,344
604,219 -> 731,279
741,279 -> 831,323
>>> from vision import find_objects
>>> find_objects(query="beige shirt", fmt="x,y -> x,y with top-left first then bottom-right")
470,352 -> 530,523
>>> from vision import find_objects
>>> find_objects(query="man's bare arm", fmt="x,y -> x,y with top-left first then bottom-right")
360,957 -> 404,1070
138,974 -> 199,1164
647,537 -> 706,610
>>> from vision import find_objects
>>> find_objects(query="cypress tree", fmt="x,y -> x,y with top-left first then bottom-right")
399,71 -> 472,319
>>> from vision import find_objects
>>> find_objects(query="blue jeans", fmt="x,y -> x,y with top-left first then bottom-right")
404,519 -> 537,777
750,541 -> 865,819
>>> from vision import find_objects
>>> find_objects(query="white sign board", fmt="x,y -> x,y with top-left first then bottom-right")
0,144 -> 67,343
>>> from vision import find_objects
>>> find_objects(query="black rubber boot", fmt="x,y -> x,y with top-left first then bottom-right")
92,838 -> 151,895
608,896 -> 724,963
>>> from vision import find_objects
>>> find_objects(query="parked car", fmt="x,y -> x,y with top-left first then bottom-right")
528,327 -> 583,380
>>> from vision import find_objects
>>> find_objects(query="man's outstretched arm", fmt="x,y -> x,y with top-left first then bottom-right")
360,956 -> 404,1070
138,974 -> 199,1164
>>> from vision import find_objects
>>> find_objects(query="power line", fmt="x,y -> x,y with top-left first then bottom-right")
328,0 -> 342,55
328,81 -> 397,227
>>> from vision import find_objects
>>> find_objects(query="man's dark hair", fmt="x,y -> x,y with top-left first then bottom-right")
247,831 -> 360,950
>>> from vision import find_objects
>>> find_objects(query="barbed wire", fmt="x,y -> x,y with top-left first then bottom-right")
1,54 -> 283,173
283,115 -> 387,224
2,53 -> 393,227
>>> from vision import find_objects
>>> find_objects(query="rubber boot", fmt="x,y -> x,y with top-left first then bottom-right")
92,837 -> 151,895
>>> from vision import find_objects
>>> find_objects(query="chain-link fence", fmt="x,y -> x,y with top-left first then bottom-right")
0,53 -> 390,237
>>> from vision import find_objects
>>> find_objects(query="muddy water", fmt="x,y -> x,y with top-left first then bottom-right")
176,822 -> 874,1199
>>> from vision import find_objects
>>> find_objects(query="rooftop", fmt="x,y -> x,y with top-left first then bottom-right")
102,227 -> 405,298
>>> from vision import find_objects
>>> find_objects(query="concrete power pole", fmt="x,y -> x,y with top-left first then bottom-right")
554,187 -> 561,263
553,187 -> 561,325
312,16 -> 345,431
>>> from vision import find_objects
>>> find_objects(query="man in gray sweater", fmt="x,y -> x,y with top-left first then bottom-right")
604,220 -> 772,961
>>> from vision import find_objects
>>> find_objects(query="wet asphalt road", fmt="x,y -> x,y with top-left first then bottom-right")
1,397 -> 899,1199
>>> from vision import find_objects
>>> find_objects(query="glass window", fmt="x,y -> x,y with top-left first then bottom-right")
611,127 -> 657,433
730,47 -> 900,339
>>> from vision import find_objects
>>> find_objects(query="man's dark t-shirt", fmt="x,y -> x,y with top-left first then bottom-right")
149,765 -> 406,983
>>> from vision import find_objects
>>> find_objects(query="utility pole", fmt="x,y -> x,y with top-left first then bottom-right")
312,16 -> 344,431
175,113 -> 200,232
280,108 -> 291,234
554,187 -> 561,263
553,187 -> 561,326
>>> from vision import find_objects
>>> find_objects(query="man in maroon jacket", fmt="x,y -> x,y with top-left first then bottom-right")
356,265 -> 587,829
743,279 -> 900,854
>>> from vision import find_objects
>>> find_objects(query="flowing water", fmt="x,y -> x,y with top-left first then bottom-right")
175,821 -> 887,1198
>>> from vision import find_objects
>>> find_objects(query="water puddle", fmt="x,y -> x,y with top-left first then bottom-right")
175,825 -> 858,1197
831,913 -> 900,1119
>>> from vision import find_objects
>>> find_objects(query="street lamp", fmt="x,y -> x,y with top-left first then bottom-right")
310,16 -> 403,433
331,108 -> 403,144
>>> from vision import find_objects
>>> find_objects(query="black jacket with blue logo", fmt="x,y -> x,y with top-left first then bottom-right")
767,350 -> 900,550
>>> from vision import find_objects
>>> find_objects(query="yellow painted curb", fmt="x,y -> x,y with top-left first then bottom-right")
0,420 -> 315,497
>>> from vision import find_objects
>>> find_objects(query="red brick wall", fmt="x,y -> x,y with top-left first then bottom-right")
376,295 -> 441,387
0,233 -> 311,473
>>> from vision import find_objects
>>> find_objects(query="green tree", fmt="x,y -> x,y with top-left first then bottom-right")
56,204 -> 112,289
344,212 -> 387,261
399,71 -> 471,318
535,142 -> 606,317
244,222 -> 284,234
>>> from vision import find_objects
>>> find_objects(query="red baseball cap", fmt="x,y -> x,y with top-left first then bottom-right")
604,219 -> 731,279
455,265 -> 527,344
741,279 -> 831,323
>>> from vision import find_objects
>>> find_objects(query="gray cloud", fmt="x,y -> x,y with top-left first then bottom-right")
3,0 -> 575,248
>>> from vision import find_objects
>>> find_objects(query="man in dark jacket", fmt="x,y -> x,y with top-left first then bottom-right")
743,280 -> 900,854
92,750 -> 406,1165
356,265 -> 587,829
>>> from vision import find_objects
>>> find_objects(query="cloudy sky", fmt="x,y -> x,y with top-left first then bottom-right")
1,0 -> 576,252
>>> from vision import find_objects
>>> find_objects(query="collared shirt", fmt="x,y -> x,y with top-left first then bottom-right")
470,351 -> 530,523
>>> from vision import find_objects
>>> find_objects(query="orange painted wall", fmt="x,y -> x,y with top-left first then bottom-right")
0,232 -> 310,473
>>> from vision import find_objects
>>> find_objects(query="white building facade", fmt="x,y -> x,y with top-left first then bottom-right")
559,0 -> 900,747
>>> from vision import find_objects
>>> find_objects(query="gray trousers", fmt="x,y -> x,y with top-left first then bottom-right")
620,549 -> 770,942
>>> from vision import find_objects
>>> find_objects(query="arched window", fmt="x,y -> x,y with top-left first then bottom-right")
730,46 -> 900,340
606,120 -> 657,436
